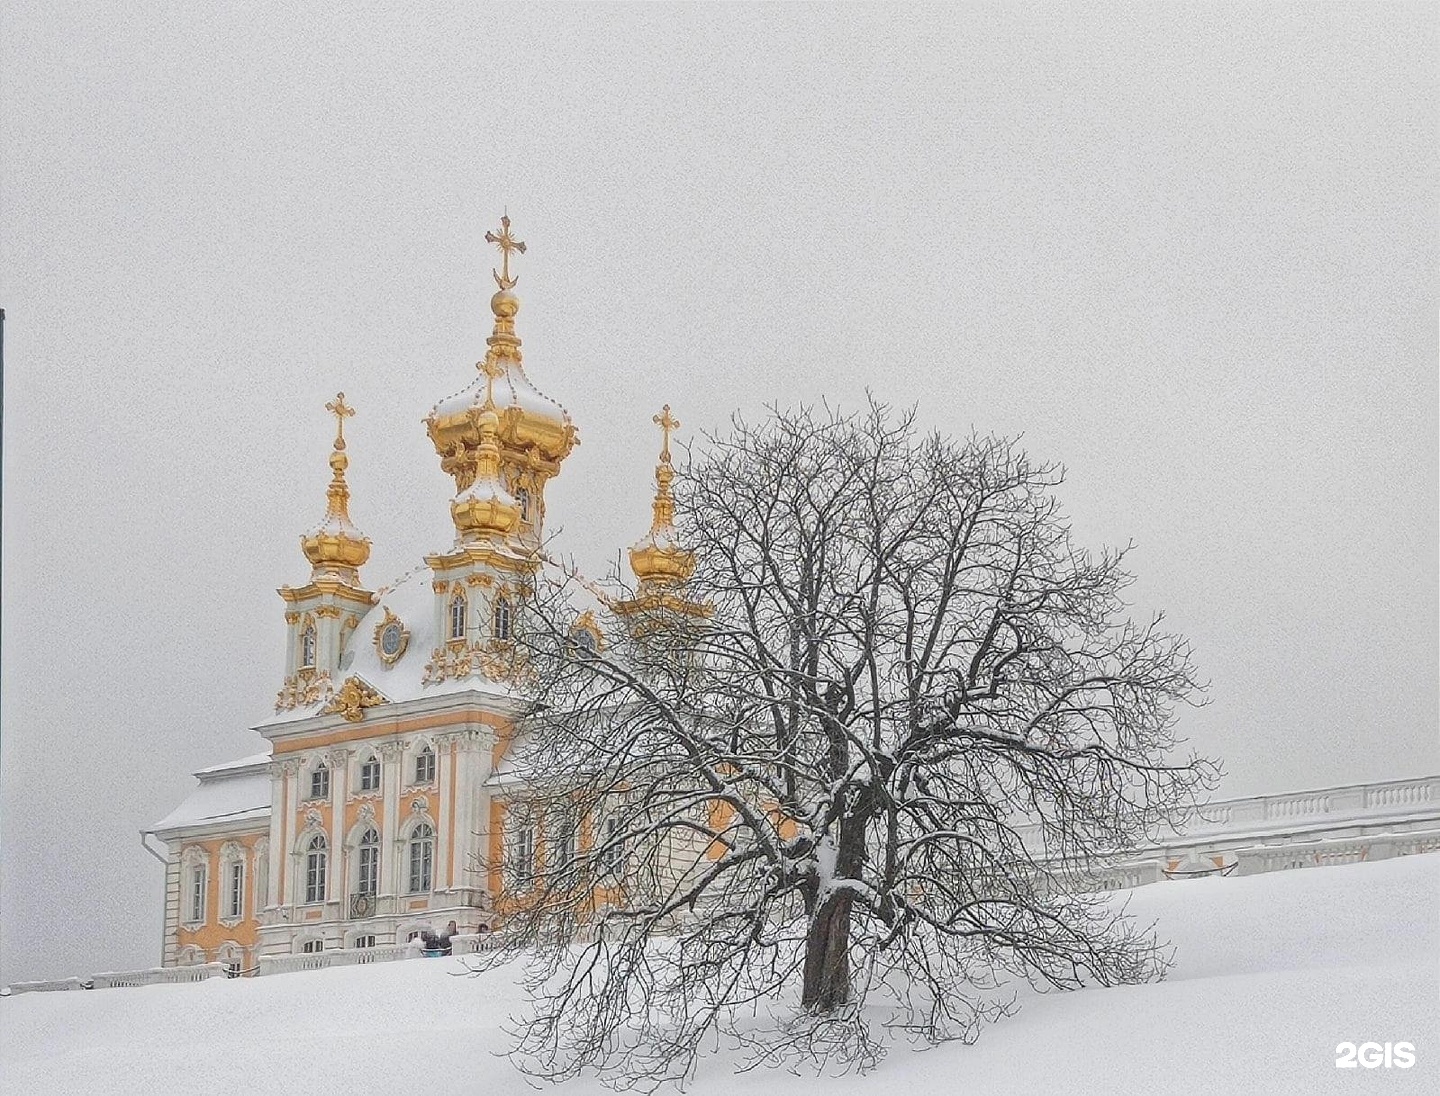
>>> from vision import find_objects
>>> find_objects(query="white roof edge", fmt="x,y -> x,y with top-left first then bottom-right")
147,806 -> 272,840
194,751 -> 272,779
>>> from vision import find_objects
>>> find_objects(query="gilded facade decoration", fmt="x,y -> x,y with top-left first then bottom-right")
322,676 -> 387,722
275,667 -> 334,712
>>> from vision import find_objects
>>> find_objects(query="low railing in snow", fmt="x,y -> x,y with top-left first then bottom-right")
91,963 -> 227,989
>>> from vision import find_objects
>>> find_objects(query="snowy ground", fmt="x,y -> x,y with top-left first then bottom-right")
2,856 -> 1436,1095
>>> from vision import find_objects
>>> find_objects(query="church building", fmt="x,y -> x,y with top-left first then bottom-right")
146,217 -> 694,970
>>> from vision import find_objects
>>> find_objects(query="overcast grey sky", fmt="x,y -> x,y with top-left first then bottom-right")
2,3 -> 1435,984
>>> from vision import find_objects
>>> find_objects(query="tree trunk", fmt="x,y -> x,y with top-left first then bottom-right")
801,889 -> 853,1012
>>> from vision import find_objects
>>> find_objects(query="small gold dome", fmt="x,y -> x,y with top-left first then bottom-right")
303,393 -> 371,582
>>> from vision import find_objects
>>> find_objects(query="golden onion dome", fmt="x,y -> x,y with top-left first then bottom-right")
451,407 -> 522,542
426,216 -> 578,495
627,406 -> 696,590
301,393 -> 371,583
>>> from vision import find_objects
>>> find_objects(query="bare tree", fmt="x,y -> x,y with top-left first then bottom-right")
475,399 -> 1216,1089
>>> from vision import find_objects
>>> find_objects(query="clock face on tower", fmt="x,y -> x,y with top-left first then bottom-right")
374,610 -> 409,665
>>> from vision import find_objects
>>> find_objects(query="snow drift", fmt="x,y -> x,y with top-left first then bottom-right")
1,855 -> 1436,1095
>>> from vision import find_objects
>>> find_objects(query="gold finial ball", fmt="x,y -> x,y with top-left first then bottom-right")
330,449 -> 349,473
491,289 -> 520,318
477,407 -> 501,434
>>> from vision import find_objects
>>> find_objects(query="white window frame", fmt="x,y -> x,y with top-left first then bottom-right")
413,745 -> 436,785
304,835 -> 328,904
225,858 -> 245,921
508,809 -> 536,890
186,862 -> 208,925
407,823 -> 435,894
599,813 -> 625,878
308,763 -> 330,801
358,755 -> 381,793
356,828 -> 380,897
493,597 -> 513,641
301,938 -> 325,954
448,593 -> 467,641
300,623 -> 317,668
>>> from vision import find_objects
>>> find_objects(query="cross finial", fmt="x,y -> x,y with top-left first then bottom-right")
653,404 -> 680,464
484,214 -> 526,290
325,392 -> 355,449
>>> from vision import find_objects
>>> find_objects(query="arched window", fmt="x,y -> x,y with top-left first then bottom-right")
407,823 -> 434,893
300,624 -> 317,668
308,762 -> 330,801
493,597 -> 512,641
449,593 -> 467,641
516,487 -> 531,523
356,828 -> 379,897
304,835 -> 328,904
571,626 -> 597,656
358,754 -> 381,792
413,745 -> 436,785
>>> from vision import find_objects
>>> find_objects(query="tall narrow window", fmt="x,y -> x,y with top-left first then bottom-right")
407,823 -> 434,893
493,597 -> 512,641
308,762 -> 330,801
449,593 -> 467,641
304,835 -> 328,904
413,745 -> 436,785
509,812 -> 536,889
226,859 -> 245,920
357,828 -> 379,897
359,755 -> 381,792
188,864 -> 207,924
301,624 -> 317,668
516,487 -> 531,523
599,814 -> 624,878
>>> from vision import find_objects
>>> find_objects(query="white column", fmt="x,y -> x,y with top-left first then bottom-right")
379,741 -> 404,895
276,759 -> 300,908
328,747 -> 350,909
437,735 -> 454,891
266,764 -> 285,911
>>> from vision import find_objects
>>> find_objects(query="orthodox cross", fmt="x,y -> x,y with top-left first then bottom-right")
484,214 -> 526,290
654,404 -> 679,464
326,392 -> 355,447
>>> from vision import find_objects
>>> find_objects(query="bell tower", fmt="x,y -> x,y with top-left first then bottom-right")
275,393 -> 375,711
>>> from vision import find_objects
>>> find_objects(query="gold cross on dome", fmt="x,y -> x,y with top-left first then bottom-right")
325,392 -> 355,446
484,214 -> 526,290
654,404 -> 680,464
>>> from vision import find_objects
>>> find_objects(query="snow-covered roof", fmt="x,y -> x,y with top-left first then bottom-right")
258,563 -> 526,727
150,752 -> 273,836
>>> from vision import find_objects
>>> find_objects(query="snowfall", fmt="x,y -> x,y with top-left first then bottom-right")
2,856 -> 1436,1095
